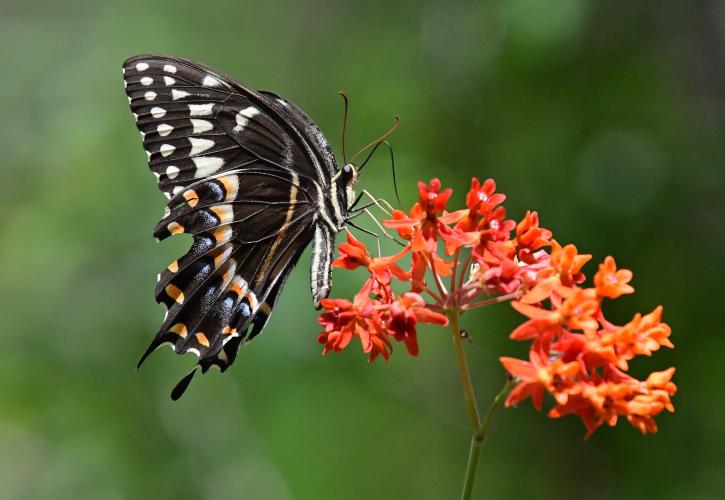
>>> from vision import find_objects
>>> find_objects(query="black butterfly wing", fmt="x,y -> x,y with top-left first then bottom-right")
123,55 -> 333,197
123,55 -> 338,397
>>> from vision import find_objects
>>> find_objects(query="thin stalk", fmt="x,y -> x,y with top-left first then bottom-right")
461,292 -> 520,311
458,251 -> 473,290
448,306 -> 515,500
460,379 -> 514,500
451,247 -> 461,293
429,255 -> 449,297
476,379 -> 514,443
410,278 -> 444,304
448,309 -> 481,431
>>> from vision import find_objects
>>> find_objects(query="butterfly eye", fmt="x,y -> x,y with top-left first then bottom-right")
342,163 -> 356,182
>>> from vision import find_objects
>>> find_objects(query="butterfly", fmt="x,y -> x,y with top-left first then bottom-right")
123,55 -> 398,399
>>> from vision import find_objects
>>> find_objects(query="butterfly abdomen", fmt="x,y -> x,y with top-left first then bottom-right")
310,224 -> 334,308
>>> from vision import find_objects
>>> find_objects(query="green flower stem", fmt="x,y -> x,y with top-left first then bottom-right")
448,309 -> 481,431
477,378 -> 514,443
448,308 -> 515,500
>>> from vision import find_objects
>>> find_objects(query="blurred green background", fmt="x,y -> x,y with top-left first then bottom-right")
1,1 -> 723,499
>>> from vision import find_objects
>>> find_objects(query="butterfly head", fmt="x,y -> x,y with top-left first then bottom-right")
341,163 -> 359,207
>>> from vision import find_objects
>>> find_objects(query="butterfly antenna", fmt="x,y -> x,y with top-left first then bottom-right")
339,91 -> 350,164
350,115 -> 400,163
358,140 -> 401,207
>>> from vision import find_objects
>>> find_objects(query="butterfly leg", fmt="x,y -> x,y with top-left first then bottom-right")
361,189 -> 394,215
347,220 -> 383,257
363,208 -> 399,244
346,203 -> 405,249
347,200 -> 378,214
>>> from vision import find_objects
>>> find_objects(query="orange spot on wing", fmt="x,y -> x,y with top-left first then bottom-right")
246,291 -> 259,310
195,332 -> 210,347
167,222 -> 184,235
169,323 -> 188,337
218,176 -> 239,201
213,245 -> 232,269
221,264 -> 235,283
210,205 -> 233,224
213,225 -> 231,243
183,189 -> 198,208
167,260 -> 179,272
229,278 -> 246,296
165,284 -> 185,304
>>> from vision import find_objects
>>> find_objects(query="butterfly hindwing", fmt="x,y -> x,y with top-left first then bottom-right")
160,217 -> 316,401
139,169 -> 316,366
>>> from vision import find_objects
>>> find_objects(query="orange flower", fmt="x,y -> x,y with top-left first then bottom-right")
551,241 -> 591,286
466,178 -> 506,216
501,340 -> 580,409
468,240 -> 526,296
594,256 -> 634,299
508,252 -> 675,436
518,268 -> 559,304
386,179 -> 468,255
600,306 -> 673,369
388,292 -> 448,356
557,288 -> 600,333
333,230 -> 411,284
332,230 -> 371,270
457,177 -> 506,232
515,211 -> 552,263
386,209 -> 416,241
384,179 -> 451,239
318,277 -> 446,362
549,367 -> 677,437
439,223 -> 480,256
317,298 -> 357,353
512,288 -> 599,333
509,319 -> 560,341
627,368 -> 677,434
517,241 -> 590,305
418,178 -> 452,214
317,279 -> 391,361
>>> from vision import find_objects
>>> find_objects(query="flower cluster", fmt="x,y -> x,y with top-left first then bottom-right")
317,231 -> 448,361
501,251 -> 675,437
317,177 -> 676,436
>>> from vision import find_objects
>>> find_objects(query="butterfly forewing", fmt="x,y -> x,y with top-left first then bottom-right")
123,55 -> 345,397
124,55 -> 330,198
